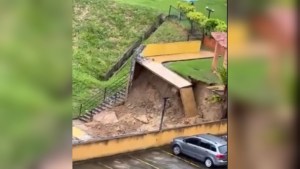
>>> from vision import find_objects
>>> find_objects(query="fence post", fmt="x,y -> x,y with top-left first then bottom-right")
104,87 -> 107,100
168,5 -> 172,16
159,97 -> 169,131
190,21 -> 194,34
202,27 -> 205,41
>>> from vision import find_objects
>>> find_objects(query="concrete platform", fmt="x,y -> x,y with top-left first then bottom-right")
137,58 -> 191,88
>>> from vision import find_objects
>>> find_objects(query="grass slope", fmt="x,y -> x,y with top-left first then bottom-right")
165,57 -> 224,84
145,19 -> 188,44
73,0 -> 157,116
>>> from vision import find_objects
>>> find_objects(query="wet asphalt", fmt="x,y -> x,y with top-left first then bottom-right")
73,145 -> 227,169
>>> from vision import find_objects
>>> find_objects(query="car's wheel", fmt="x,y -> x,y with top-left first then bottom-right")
204,158 -> 213,168
172,145 -> 181,155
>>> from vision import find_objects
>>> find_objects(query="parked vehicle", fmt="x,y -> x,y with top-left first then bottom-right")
171,134 -> 227,168
220,135 -> 227,141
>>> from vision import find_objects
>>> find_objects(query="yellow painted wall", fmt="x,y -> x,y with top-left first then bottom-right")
179,87 -> 198,117
73,120 -> 227,161
142,41 -> 201,57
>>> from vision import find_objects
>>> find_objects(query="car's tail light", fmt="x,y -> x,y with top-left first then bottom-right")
216,154 -> 225,159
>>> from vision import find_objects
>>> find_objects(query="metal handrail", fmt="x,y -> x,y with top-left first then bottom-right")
76,70 -> 130,118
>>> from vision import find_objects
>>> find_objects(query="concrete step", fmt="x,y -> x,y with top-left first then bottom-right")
79,115 -> 91,123
95,106 -> 105,111
83,113 -> 92,119
116,93 -> 126,99
117,91 -> 126,95
115,98 -> 125,103
91,109 -> 99,115
78,118 -> 89,123
101,103 -> 112,109
78,88 -> 128,120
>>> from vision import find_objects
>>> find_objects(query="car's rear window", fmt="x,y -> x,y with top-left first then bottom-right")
218,145 -> 227,154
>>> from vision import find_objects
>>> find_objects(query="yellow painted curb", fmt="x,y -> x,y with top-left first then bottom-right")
143,41 -> 201,57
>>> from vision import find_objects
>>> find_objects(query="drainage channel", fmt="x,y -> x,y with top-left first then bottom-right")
73,145 -> 227,169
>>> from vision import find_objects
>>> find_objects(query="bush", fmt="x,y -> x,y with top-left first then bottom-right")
186,11 -> 207,26
177,2 -> 196,14
203,18 -> 227,36
215,21 -> 227,32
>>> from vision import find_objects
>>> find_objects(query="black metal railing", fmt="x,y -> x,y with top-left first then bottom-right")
73,68 -> 130,119
168,5 -> 203,41
168,5 -> 184,20
102,14 -> 165,80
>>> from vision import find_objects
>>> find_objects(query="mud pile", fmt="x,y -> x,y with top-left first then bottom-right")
81,69 -> 206,138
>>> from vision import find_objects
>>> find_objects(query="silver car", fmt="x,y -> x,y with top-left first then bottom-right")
171,134 -> 227,168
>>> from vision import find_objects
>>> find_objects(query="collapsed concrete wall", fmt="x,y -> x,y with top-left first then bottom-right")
179,87 -> 198,117
134,61 -> 198,117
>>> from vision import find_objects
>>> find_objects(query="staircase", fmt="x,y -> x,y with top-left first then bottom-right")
78,88 -> 127,123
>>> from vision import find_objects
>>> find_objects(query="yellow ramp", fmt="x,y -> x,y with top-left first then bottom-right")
180,87 -> 198,117
143,41 -> 201,57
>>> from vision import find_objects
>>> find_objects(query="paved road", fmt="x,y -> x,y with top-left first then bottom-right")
74,146 -> 227,169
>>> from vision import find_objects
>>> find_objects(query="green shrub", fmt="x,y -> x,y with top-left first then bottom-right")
203,18 -> 227,36
177,2 -> 196,14
186,11 -> 207,26
206,94 -> 222,103
215,21 -> 227,32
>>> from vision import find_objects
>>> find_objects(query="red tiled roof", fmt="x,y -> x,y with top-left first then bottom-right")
211,32 -> 227,48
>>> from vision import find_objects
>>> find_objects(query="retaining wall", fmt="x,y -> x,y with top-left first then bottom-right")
73,120 -> 227,161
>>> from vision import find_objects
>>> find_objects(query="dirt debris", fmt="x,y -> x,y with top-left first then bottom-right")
93,111 -> 118,124
135,115 -> 149,124
76,69 -> 222,139
193,82 -> 223,120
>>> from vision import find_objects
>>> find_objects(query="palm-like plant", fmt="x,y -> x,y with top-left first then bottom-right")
217,66 -> 227,118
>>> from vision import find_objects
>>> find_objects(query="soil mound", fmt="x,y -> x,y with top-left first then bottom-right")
82,69 -> 204,138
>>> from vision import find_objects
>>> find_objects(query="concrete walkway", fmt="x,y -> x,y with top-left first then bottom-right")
137,58 -> 191,88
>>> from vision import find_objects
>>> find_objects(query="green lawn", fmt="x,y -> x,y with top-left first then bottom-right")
165,57 -> 224,84
116,0 -> 227,21
145,19 -> 188,44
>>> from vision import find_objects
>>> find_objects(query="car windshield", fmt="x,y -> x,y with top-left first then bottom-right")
218,145 -> 227,154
